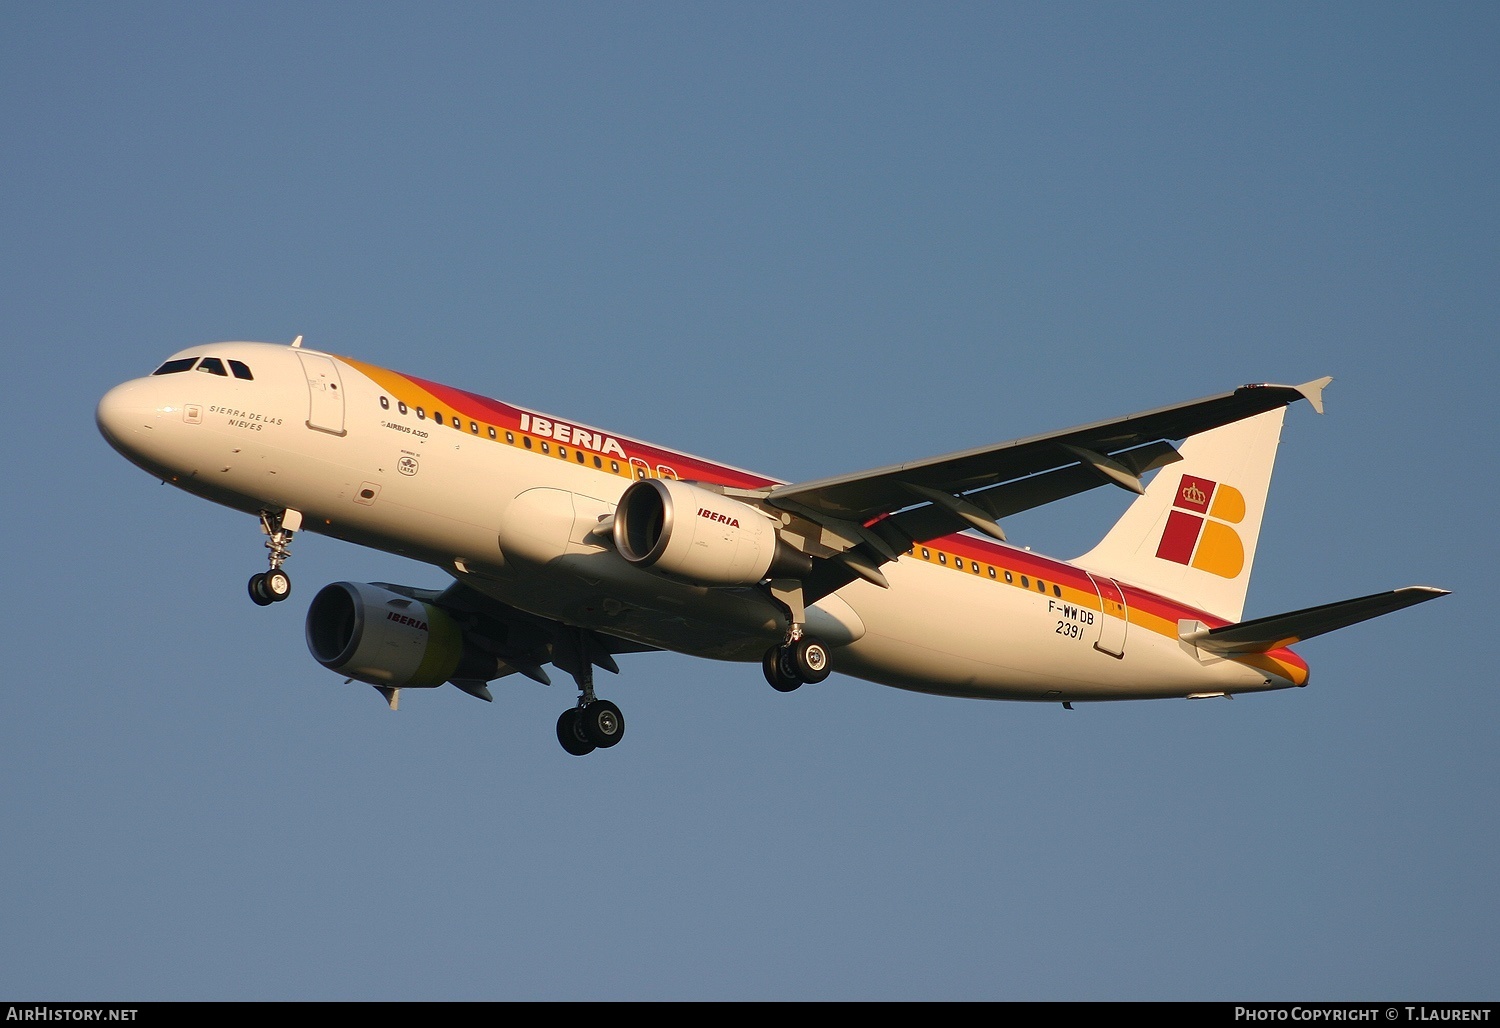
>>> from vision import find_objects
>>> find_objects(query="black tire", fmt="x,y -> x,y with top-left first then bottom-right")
763,646 -> 801,692
579,700 -> 625,748
557,708 -> 596,756
248,573 -> 274,606
793,638 -> 831,684
264,568 -> 292,602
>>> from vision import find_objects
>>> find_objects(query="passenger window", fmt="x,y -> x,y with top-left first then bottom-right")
1021,576 -> 1029,588
541,442 -> 550,454
557,446 -> 567,459
152,358 -> 198,375
452,416 -> 460,428
196,357 -> 228,376
398,401 -> 408,415
938,553 -> 947,565
988,567 -> 996,578
1053,584 -> 1062,597
1004,570 -> 1013,583
488,427 -> 497,439
592,455 -> 601,468
416,407 -> 425,419
921,548 -> 930,560
380,396 -> 390,410
610,460 -> 620,473
433,411 -> 443,425
524,437 -> 532,449
228,360 -> 254,380
471,421 -> 479,434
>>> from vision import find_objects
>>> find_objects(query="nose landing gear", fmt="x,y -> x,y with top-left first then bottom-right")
248,567 -> 292,606
248,508 -> 301,606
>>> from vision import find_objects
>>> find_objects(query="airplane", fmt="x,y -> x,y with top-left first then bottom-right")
96,337 -> 1447,754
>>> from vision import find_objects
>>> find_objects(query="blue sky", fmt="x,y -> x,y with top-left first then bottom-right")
3,2 -> 1494,1001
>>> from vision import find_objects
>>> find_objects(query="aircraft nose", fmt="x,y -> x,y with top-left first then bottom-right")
96,379 -> 159,453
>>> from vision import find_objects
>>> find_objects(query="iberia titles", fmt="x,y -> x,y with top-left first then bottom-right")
518,412 -> 628,458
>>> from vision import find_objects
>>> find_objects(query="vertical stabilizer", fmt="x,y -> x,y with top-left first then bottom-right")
1073,408 -> 1288,622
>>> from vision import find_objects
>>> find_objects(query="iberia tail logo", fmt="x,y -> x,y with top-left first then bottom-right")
1155,475 -> 1246,579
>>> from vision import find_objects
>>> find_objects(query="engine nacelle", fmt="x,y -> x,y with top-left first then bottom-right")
612,479 -> 810,586
305,581 -> 493,689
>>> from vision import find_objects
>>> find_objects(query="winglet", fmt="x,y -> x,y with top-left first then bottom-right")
1296,376 -> 1333,415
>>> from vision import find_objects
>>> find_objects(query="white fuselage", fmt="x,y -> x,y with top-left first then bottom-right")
97,342 -> 1303,703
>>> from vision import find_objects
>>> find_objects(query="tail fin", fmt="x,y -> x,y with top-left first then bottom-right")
1074,406 -> 1292,622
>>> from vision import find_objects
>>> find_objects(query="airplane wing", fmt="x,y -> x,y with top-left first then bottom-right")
375,578 -> 658,700
756,378 -> 1331,601
768,378 -> 1330,526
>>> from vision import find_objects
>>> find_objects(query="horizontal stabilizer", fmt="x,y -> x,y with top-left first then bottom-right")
1182,586 -> 1448,655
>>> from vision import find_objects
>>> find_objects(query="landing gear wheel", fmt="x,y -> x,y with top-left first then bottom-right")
792,637 -> 831,684
249,509 -> 299,608
763,646 -> 802,692
248,573 -> 274,606
263,568 -> 291,602
579,700 -> 625,748
557,708 -> 596,756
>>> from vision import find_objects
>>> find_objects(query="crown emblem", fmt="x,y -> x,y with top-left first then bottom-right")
1182,483 -> 1207,506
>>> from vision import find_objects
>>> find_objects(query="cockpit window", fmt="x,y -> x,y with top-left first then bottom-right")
228,360 -> 253,381
152,358 -> 198,376
197,357 -> 228,376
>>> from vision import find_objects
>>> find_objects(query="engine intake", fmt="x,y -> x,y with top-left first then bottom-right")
305,581 -> 495,688
612,479 -> 810,586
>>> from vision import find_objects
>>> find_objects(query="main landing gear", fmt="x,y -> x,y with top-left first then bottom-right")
557,700 -> 624,756
760,578 -> 833,692
762,635 -> 831,692
248,508 -> 301,606
553,626 -> 625,756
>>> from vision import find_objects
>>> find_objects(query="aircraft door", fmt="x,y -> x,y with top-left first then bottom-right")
297,351 -> 347,437
1086,572 -> 1128,657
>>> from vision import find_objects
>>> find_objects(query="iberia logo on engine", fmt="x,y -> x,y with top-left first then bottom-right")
1155,475 -> 1247,579
698,507 -> 741,528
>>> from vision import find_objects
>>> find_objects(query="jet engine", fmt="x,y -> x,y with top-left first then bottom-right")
305,581 -> 497,688
612,478 -> 810,586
